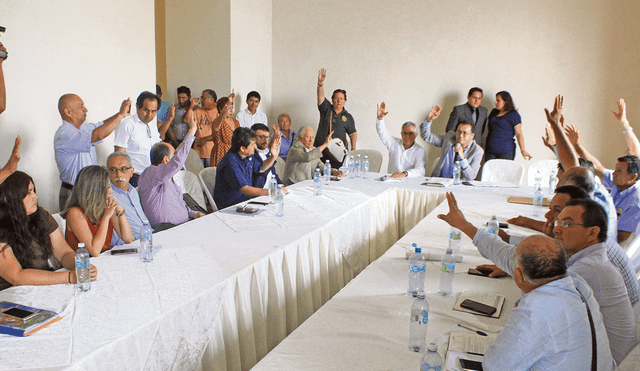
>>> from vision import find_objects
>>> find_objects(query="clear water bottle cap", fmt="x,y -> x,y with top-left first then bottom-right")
427,342 -> 438,352
78,243 -> 85,248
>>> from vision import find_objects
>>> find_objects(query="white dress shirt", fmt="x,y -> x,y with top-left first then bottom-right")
236,109 -> 268,129
113,113 -> 162,175
376,119 -> 425,177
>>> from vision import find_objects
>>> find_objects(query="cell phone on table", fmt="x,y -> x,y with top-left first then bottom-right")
468,268 -> 492,277
460,299 -> 497,316
459,358 -> 484,371
248,201 -> 269,206
485,222 -> 509,229
111,248 -> 138,255
1,307 -> 37,321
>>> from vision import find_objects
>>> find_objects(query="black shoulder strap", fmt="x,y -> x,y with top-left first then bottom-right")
576,286 -> 597,371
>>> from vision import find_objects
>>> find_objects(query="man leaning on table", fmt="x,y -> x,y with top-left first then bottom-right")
375,102 -> 425,178
420,104 -> 484,180
439,192 -> 637,365
438,193 -> 615,370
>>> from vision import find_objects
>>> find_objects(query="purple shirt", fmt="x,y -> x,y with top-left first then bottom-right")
139,134 -> 197,227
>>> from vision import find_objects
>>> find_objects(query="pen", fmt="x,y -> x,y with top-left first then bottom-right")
457,323 -> 488,336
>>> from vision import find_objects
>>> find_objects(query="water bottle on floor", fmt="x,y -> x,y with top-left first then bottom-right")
452,161 -> 461,185
323,160 -> 331,185
140,221 -> 153,262
438,247 -> 455,296
75,243 -> 91,292
408,243 -> 426,297
355,154 -> 361,178
487,215 -> 499,235
449,227 -> 461,256
275,185 -> 285,216
268,177 -> 278,202
313,168 -> 322,196
420,343 -> 443,371
362,156 -> 370,179
409,295 -> 429,352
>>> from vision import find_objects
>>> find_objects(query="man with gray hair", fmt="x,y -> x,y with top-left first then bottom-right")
283,126 -> 343,185
375,102 -> 425,178
419,104 -> 484,180
107,151 -> 150,241
437,193 -> 615,370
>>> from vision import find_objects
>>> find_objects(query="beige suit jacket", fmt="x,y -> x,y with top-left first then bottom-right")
283,141 -> 324,186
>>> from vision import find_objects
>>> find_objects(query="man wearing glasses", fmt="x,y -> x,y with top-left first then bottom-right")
114,91 -> 166,187
375,102 -> 425,178
106,151 -> 151,242
419,104 -> 484,180
54,93 -> 131,209
251,124 -> 283,188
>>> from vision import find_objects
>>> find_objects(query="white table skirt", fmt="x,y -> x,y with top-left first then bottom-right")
1,176 -> 455,371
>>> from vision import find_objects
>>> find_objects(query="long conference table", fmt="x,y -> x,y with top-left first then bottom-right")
1,174 -> 555,370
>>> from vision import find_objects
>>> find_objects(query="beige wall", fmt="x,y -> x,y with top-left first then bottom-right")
271,0 -> 640,175
0,0 -> 157,212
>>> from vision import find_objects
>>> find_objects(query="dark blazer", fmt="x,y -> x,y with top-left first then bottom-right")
445,103 -> 488,148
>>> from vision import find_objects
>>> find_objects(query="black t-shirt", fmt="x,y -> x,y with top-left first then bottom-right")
314,98 -> 357,148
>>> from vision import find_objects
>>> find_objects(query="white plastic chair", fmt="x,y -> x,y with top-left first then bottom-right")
173,170 -> 207,211
527,159 -> 559,186
198,167 -> 218,212
481,159 -> 525,185
343,149 -> 383,173
184,149 -> 205,176
274,156 -> 286,180
51,213 -> 66,232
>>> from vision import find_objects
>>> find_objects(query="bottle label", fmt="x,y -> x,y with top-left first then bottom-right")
421,311 -> 429,324
421,364 -> 441,371
487,228 -> 498,235
449,232 -> 461,240
411,265 -> 426,273
75,260 -> 89,269
441,263 -> 455,272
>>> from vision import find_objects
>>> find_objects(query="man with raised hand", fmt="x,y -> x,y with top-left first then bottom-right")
55,94 -> 131,209
375,102 -> 425,178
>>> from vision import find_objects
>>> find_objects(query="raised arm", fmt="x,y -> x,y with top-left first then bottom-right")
0,43 -> 6,114
612,98 -> 640,157
375,102 -> 396,150
92,98 -> 132,143
183,98 -> 199,123
317,68 -> 326,106
564,123 -> 606,179
419,105 -> 444,146
0,136 -> 21,184
544,95 -> 579,169
260,133 -> 281,173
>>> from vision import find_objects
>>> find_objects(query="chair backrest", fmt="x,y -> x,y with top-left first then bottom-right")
274,156 -> 286,180
344,149 -> 383,173
185,149 -> 205,175
625,233 -> 640,279
198,167 -> 218,212
173,170 -> 207,211
432,157 -> 440,171
52,212 -> 66,232
481,159 -> 525,185
527,159 -> 559,186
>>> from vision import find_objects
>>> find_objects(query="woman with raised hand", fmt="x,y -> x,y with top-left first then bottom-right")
64,165 -> 133,257
0,171 -> 97,290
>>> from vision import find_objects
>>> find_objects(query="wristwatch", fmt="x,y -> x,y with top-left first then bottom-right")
403,171 -> 408,177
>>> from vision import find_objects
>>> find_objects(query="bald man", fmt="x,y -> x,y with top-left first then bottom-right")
54,94 -> 131,209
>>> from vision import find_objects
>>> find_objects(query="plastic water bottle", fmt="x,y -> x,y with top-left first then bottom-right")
348,156 -> 355,179
323,160 -> 331,185
549,169 -> 558,194
313,168 -> 322,196
75,243 -> 91,292
355,154 -> 361,178
534,169 -> 543,187
420,343 -> 443,371
438,247 -> 455,296
268,177 -> 278,202
533,184 -> 544,217
487,215 -> 499,235
275,185 -> 284,216
408,243 -> 426,297
452,161 -> 461,185
409,296 -> 430,352
140,221 -> 153,262
362,156 -> 370,179
449,227 -> 461,256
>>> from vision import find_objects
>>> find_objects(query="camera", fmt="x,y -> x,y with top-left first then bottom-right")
0,26 -> 7,60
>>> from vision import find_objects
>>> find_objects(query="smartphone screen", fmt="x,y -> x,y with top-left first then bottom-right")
3,307 -> 35,319
459,358 -> 484,371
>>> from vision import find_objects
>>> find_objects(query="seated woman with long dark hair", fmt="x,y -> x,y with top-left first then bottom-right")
64,165 -> 133,257
0,171 -> 97,291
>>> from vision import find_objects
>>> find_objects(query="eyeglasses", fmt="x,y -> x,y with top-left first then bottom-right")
555,219 -> 584,228
108,166 -> 132,173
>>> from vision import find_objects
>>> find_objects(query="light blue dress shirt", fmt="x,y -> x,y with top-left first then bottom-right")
110,182 -> 150,243
603,169 -> 640,233
53,120 -> 103,184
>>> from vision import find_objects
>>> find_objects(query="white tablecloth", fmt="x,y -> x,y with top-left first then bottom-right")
1,175 -> 471,371
251,183 -> 550,371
